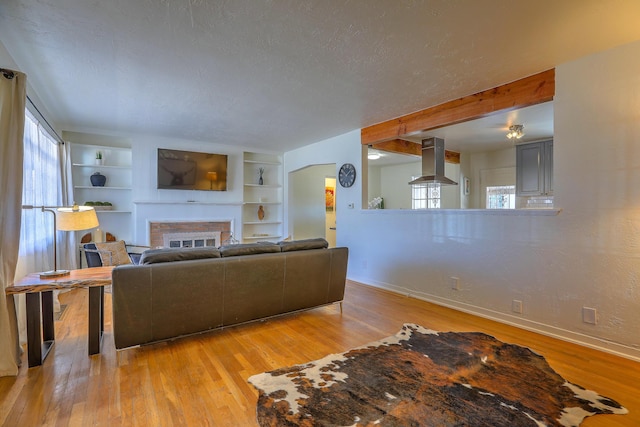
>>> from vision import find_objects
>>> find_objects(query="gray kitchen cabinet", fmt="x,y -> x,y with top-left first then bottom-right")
516,139 -> 553,196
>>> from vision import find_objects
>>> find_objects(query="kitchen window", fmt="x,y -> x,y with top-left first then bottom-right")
412,180 -> 441,209
486,185 -> 515,209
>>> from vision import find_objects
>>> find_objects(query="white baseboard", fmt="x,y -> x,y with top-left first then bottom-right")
350,277 -> 640,363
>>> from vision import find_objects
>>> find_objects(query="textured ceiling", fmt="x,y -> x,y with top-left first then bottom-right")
1,0 -> 640,152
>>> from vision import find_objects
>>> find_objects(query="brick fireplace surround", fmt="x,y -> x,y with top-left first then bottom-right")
148,221 -> 232,249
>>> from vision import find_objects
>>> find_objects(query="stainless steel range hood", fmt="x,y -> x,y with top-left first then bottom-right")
408,137 -> 458,186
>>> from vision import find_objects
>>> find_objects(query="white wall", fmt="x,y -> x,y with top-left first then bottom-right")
289,164 -> 334,240
467,147 -> 516,208
286,40 -> 640,361
380,161 -> 420,209
284,130 -> 362,244
367,163 -> 382,202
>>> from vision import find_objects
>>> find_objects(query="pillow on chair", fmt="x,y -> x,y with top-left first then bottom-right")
95,241 -> 133,266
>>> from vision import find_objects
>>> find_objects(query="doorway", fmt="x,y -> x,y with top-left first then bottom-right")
289,164 -> 336,246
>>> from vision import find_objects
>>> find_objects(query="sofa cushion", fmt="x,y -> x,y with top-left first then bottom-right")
139,247 -> 221,264
278,238 -> 329,252
219,242 -> 281,257
95,241 -> 133,266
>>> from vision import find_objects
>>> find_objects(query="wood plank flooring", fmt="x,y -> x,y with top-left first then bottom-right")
1,281 -> 638,426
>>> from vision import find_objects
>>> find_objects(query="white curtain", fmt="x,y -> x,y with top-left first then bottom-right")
14,110 -> 70,345
15,110 -> 60,276
17,123 -> 76,274
59,141 -> 78,270
0,68 -> 26,376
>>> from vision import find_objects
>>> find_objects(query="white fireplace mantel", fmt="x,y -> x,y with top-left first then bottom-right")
134,200 -> 243,206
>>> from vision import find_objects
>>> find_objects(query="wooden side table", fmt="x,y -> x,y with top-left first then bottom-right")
6,266 -> 113,367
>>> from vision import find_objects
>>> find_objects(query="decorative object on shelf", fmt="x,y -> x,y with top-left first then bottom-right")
84,201 -> 113,210
93,227 -> 104,243
207,171 -> 218,190
21,203 -> 99,278
257,205 -> 265,221
338,163 -> 356,188
506,124 -> 525,140
368,196 -> 384,209
95,150 -> 103,165
258,167 -> 264,185
90,172 -> 106,187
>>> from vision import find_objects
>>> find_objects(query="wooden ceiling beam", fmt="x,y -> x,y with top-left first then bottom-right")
444,150 -> 460,164
371,139 -> 421,157
361,69 -> 555,146
370,139 -> 460,164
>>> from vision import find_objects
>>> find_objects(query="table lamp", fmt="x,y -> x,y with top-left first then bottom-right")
23,203 -> 99,278
207,171 -> 218,190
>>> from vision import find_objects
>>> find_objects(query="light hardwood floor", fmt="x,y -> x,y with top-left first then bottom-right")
1,281 -> 638,426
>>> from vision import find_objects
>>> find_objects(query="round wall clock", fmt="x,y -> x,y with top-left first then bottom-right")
338,163 -> 356,188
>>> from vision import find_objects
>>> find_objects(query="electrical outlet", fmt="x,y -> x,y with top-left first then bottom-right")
450,277 -> 460,290
582,307 -> 597,325
512,300 -> 523,314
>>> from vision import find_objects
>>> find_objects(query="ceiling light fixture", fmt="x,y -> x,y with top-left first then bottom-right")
506,124 -> 525,140
367,145 -> 382,160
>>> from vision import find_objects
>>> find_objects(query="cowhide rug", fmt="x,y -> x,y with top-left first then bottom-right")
248,323 -> 627,426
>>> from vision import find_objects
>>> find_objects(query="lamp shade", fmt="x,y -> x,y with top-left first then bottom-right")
207,171 -> 218,181
56,205 -> 99,231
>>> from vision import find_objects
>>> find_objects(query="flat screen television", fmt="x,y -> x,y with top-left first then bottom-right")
157,148 -> 228,191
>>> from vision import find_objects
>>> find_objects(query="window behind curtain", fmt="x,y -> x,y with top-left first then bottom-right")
16,109 -> 62,274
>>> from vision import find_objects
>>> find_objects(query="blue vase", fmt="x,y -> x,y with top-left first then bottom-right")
90,172 -> 106,187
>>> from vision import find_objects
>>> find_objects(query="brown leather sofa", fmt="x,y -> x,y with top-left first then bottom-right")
111,239 -> 348,350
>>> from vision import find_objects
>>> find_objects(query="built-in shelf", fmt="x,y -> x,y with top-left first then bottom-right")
75,186 -> 131,190
95,210 -> 132,214
70,141 -> 133,243
243,221 -> 282,225
243,201 -> 280,205
243,159 -> 280,165
243,234 -> 282,240
134,200 -> 243,206
242,151 -> 283,243
244,184 -> 281,188
72,163 -> 131,169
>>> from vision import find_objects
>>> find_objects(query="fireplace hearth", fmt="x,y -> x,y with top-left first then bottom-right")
149,221 -> 232,248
